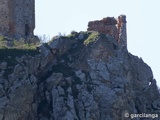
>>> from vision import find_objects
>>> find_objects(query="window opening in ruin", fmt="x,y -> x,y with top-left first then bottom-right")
25,24 -> 30,36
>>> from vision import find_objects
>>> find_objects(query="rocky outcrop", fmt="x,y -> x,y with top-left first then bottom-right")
0,16 -> 160,120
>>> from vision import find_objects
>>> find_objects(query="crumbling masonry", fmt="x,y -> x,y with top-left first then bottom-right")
0,0 -> 35,37
88,15 -> 127,47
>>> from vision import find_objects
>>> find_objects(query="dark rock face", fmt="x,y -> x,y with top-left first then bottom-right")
0,31 -> 160,120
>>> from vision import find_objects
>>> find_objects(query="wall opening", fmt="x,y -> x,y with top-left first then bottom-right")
25,24 -> 30,36
9,23 -> 15,34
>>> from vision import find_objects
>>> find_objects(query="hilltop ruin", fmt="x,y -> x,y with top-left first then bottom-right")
88,15 -> 127,47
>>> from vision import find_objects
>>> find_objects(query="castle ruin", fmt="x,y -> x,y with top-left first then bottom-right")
88,15 -> 127,47
0,0 -> 35,37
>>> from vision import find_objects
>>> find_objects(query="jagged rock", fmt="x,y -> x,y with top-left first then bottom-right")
38,43 -> 51,57
75,70 -> 86,81
0,97 -> 8,109
78,33 -> 85,40
97,60 -> 110,80
0,70 -> 4,77
0,84 -> 5,97
0,62 -> 7,70
2,73 -> 37,120
46,73 -> 63,91
0,16 -> 160,120
152,98 -> 160,110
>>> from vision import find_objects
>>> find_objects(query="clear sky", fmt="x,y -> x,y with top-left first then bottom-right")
35,0 -> 160,87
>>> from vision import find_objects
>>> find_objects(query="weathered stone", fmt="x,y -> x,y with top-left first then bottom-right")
152,98 -> 160,110
0,70 -> 4,77
46,73 -> 63,90
97,61 -> 110,80
4,78 -> 37,120
0,84 -> 5,97
0,113 -> 3,120
49,38 -> 60,49
87,59 -> 97,70
75,70 -> 86,81
78,33 -> 85,40
38,43 -> 51,57
0,62 -> 7,70
0,97 -> 8,109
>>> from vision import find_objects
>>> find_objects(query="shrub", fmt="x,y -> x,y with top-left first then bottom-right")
71,30 -> 77,35
38,35 -> 50,43
83,31 -> 99,45
65,31 -> 78,38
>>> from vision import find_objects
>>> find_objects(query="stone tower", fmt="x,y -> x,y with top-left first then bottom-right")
88,15 -> 127,48
0,0 -> 35,37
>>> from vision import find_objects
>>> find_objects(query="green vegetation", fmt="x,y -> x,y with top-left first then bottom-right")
66,30 -> 78,38
0,36 -> 5,41
48,31 -> 78,44
84,31 -> 99,45
0,36 -> 39,50
0,36 -> 40,68
48,31 -> 100,47
0,37 -> 39,58
12,39 -> 37,50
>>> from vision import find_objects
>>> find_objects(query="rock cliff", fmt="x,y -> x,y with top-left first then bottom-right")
0,16 -> 160,120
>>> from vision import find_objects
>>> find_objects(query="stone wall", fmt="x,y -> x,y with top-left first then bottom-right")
0,0 -> 35,37
0,0 -> 10,35
88,15 -> 127,47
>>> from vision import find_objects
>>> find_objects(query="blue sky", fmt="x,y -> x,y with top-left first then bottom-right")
35,0 -> 160,87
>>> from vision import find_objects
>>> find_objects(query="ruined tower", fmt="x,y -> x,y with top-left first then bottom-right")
0,0 -> 35,37
88,15 -> 127,48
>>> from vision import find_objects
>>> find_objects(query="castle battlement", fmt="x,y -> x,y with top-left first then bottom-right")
0,0 -> 35,37
87,15 -> 127,47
